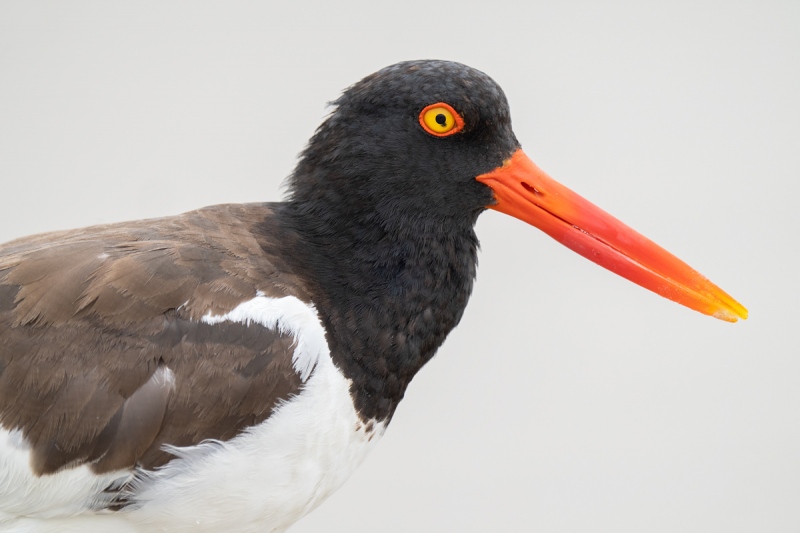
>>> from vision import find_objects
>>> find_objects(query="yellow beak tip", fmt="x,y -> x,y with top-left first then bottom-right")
713,306 -> 748,322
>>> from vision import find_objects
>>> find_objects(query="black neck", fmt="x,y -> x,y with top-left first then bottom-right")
264,201 -> 481,422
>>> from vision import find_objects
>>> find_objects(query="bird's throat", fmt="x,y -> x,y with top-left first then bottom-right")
266,202 -> 480,422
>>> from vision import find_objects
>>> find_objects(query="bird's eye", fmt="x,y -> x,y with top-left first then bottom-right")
419,103 -> 465,137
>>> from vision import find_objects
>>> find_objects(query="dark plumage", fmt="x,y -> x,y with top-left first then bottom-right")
0,205 -> 304,476
273,61 -> 520,419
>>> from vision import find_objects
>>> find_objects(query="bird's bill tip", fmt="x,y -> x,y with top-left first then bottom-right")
476,149 -> 748,322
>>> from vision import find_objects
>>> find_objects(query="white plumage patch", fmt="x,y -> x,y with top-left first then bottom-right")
0,428 -> 128,525
201,294 -> 326,382
0,295 -> 385,533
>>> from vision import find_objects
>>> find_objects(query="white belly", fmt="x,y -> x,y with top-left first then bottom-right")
127,350 -> 385,533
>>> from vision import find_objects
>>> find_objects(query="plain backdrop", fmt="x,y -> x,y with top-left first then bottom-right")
1,1 -> 798,532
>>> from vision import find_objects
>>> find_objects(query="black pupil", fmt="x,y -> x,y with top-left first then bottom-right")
435,113 -> 447,126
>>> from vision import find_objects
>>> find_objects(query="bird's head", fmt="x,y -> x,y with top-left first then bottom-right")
287,60 -> 747,322
288,61 -> 516,223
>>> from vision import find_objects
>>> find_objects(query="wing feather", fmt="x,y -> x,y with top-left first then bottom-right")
0,204 -> 309,482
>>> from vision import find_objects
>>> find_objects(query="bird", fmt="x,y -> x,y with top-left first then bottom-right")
0,60 -> 746,533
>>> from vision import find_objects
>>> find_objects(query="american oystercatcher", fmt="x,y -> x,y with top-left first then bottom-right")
0,60 -> 746,532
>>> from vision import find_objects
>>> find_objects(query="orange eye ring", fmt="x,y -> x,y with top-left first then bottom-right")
419,102 -> 465,137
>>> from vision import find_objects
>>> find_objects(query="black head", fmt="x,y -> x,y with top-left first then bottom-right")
287,60 -> 520,231
273,61 -> 523,421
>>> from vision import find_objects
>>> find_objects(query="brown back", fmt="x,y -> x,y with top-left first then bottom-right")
0,203 -> 309,475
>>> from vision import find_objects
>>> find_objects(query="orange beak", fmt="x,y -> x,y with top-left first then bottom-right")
477,149 -> 747,322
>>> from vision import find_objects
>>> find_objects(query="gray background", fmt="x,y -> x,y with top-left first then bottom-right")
1,1 -> 798,532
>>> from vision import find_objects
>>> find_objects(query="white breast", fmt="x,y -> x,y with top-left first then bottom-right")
1,295 -> 385,533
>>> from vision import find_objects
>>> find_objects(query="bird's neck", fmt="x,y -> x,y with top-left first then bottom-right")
266,201 -> 480,422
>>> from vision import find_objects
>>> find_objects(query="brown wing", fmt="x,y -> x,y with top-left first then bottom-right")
0,204 -> 309,475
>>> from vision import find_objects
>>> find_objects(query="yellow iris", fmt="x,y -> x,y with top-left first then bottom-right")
422,107 -> 456,134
